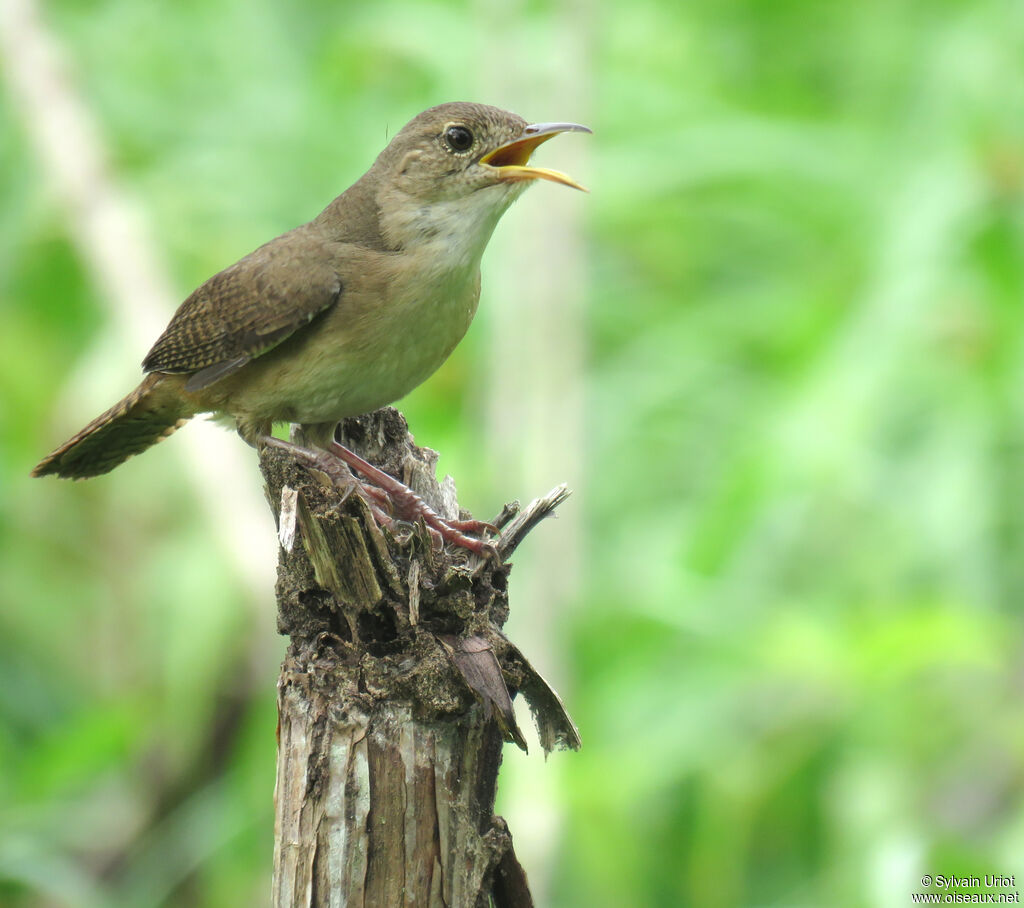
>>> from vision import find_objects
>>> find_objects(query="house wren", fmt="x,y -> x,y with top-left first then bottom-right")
32,102 -> 590,554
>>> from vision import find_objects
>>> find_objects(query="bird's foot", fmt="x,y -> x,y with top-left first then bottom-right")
326,441 -> 499,559
261,436 -> 499,559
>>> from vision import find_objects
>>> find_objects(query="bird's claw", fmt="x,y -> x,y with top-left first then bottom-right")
418,516 -> 499,559
266,435 -> 500,560
447,517 -> 501,536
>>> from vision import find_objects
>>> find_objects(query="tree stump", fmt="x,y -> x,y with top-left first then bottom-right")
260,408 -> 579,908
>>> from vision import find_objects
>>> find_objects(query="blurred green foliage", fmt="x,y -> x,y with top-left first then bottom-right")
2,0 -> 1024,905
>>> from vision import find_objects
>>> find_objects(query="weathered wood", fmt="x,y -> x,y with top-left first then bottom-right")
262,408 -> 579,907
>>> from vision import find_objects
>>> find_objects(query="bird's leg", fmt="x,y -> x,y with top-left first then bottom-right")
325,440 -> 499,555
261,436 -> 401,533
261,435 -> 497,557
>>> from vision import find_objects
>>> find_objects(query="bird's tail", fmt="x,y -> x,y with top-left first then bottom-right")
32,373 -> 195,479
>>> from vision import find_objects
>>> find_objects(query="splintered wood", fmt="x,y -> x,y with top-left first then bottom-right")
260,408 -> 579,908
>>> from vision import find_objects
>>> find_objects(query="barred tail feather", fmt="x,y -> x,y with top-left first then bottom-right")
32,374 -> 194,479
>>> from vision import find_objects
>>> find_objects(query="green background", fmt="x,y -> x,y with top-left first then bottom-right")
3,0 -> 1024,905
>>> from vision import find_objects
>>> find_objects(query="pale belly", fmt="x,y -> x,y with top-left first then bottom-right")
217,264 -> 481,428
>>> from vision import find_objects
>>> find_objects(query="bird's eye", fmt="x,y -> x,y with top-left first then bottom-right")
444,125 -> 474,152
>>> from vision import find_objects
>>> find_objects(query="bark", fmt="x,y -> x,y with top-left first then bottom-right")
261,408 -> 579,908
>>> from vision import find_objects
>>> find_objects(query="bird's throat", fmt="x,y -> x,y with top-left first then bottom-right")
378,181 -> 526,271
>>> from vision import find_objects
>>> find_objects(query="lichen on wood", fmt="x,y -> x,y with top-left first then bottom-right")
261,408 -> 579,907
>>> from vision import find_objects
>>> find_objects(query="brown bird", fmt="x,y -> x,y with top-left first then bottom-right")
32,102 -> 590,554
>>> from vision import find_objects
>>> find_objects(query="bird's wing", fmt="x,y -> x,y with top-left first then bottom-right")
142,230 -> 343,392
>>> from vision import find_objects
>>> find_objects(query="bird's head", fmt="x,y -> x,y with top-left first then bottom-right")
378,102 -> 590,204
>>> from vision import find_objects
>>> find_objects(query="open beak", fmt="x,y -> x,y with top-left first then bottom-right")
479,121 -> 592,191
